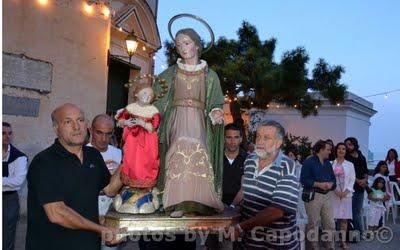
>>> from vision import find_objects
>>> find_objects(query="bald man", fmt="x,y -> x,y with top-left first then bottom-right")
26,104 -> 123,250
88,114 -> 122,250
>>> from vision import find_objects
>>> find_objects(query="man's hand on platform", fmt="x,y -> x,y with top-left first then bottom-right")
224,224 -> 242,241
101,226 -> 128,246
232,224 -> 243,241
99,216 -> 106,225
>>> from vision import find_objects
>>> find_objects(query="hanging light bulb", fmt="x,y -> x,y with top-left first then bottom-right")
37,0 -> 48,6
101,5 -> 110,18
83,2 -> 94,15
336,103 -> 341,106
125,32 -> 139,61
384,93 -> 388,99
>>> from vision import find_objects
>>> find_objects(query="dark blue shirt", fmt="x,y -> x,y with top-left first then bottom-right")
300,155 -> 336,189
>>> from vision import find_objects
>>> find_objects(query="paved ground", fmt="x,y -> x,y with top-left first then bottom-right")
15,214 -> 400,250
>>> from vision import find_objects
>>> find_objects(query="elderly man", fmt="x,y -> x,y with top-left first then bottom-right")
88,114 -> 122,250
3,122 -> 28,250
234,120 -> 299,249
26,103 -> 123,250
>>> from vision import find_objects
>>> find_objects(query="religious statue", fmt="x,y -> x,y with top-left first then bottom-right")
153,15 -> 225,217
113,84 -> 161,214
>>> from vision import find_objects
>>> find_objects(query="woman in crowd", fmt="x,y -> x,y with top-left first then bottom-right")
326,139 -> 335,161
385,148 -> 400,182
331,142 -> 355,249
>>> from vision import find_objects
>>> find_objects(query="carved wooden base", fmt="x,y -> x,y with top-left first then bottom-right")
104,208 -> 240,239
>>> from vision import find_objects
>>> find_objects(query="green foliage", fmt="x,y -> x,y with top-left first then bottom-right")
164,21 -> 347,118
283,133 -> 313,163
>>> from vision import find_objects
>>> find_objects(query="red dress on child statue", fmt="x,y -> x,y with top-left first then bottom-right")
116,103 -> 161,188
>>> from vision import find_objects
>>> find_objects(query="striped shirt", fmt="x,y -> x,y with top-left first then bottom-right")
241,151 -> 300,250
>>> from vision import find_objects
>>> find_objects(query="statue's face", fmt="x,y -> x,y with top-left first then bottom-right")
176,33 -> 198,61
136,87 -> 154,105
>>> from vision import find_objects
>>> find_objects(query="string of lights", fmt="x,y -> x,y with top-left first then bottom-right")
223,87 -> 399,110
36,0 -> 112,18
363,88 -> 400,99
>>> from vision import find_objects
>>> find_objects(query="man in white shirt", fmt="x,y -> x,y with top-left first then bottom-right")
87,114 -> 122,250
3,122 -> 28,250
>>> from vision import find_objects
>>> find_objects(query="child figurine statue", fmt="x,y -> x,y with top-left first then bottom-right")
113,84 -> 161,214
115,84 -> 160,189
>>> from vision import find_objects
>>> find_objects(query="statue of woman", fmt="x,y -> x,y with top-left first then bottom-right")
154,28 -> 224,217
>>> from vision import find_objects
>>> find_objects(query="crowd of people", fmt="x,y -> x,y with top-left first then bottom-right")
3,27 -> 400,250
297,138 -> 399,250
3,107 -> 400,250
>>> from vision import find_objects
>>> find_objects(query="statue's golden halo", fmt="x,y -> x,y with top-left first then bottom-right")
168,13 -> 215,54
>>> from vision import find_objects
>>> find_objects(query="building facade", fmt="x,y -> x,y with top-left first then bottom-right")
3,0 -> 160,160
224,92 -> 377,158
3,0 -> 161,213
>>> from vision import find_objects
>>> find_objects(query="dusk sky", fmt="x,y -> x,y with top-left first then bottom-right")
154,0 -> 400,160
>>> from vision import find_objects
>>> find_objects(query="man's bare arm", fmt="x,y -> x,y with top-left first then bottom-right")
103,167 -> 123,197
239,206 -> 285,231
43,201 -> 106,233
43,201 -> 123,245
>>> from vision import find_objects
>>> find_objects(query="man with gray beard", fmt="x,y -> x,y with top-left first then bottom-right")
232,120 -> 300,249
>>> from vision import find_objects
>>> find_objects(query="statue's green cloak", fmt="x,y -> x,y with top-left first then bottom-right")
153,65 -> 224,199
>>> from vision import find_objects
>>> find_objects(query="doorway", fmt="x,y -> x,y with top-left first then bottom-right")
106,57 -> 139,146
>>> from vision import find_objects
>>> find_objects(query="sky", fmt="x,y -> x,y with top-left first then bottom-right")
153,0 -> 400,160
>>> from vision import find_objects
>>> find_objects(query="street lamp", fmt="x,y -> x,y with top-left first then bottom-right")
125,31 -> 138,61
109,29 -> 139,63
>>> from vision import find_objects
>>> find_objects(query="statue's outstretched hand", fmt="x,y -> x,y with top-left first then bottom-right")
211,109 -> 224,125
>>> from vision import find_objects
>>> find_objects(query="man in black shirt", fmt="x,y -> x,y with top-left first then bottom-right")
345,137 -> 368,235
206,123 -> 247,250
222,123 -> 247,206
26,103 -> 123,250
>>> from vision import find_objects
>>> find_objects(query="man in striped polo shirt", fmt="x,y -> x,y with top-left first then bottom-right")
234,120 -> 299,249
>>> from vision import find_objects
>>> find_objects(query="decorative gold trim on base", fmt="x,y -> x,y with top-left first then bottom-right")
104,208 -> 240,239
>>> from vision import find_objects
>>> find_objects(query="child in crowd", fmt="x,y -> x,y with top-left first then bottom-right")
373,161 -> 392,199
367,177 -> 387,231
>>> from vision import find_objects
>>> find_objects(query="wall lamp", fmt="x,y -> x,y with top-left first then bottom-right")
110,29 -> 139,62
